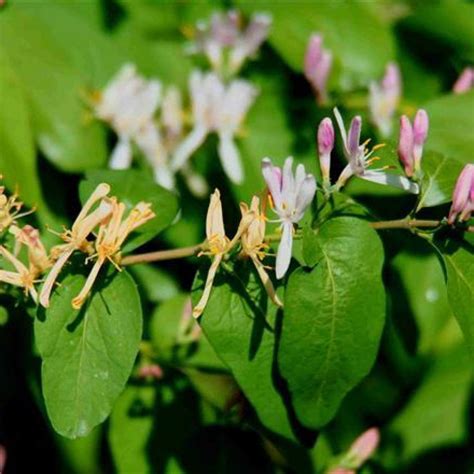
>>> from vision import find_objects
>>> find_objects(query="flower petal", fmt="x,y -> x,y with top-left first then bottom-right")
276,221 -> 293,279
361,170 -> 419,194
218,132 -> 244,184
109,138 -> 132,169
170,125 -> 208,171
261,158 -> 282,208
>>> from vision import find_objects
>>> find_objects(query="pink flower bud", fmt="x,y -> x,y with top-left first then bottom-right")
448,164 -> 474,224
412,109 -> 429,171
453,67 -> 474,94
138,364 -> 164,380
304,34 -> 332,104
348,427 -> 380,465
398,115 -> 414,177
317,118 -> 334,182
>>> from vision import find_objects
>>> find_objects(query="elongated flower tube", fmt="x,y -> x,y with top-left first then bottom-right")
304,34 -> 332,104
453,67 -> 474,94
397,109 -> 429,178
369,62 -> 401,137
39,183 -> 113,308
190,11 -> 271,76
317,117 -> 335,185
193,189 -> 255,318
333,108 -> 419,194
240,196 -> 283,307
10,225 -> 51,276
448,164 -> 474,224
0,245 -> 38,302
262,157 -> 316,279
171,71 -> 257,184
71,199 -> 155,309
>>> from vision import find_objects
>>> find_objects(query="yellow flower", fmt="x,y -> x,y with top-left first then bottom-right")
71,198 -> 155,309
192,189 -> 254,319
39,183 -> 113,308
0,181 -> 34,232
240,196 -> 283,308
0,245 -> 38,302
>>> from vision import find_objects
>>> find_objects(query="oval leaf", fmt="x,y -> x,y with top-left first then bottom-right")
35,266 -> 142,439
279,217 -> 386,429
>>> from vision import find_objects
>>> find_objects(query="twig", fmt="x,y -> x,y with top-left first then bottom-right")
121,244 -> 202,266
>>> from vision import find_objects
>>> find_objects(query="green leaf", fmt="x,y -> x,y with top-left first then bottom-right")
0,8 -> 107,172
150,293 -> 225,370
280,217 -> 386,429
389,235 -> 451,355
35,266 -> 142,439
0,49 -> 42,208
192,260 -> 295,440
80,169 -> 180,252
389,344 -> 472,462
435,235 -> 474,363
416,151 -> 464,210
424,91 -> 474,166
238,2 -> 394,89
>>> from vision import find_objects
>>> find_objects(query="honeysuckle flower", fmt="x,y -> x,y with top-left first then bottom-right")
190,10 -> 271,76
10,225 -> 51,276
397,109 -> 429,178
262,157 -> 316,279
453,67 -> 474,94
369,62 -> 402,137
448,164 -> 474,224
0,182 -> 33,232
39,183 -> 113,308
162,86 -> 184,146
93,64 -> 174,188
192,189 -> 255,319
0,245 -> 38,302
171,71 -> 258,184
317,117 -> 335,186
328,428 -> 380,474
304,34 -> 332,104
72,198 -> 155,309
333,108 -> 419,194
240,196 -> 283,307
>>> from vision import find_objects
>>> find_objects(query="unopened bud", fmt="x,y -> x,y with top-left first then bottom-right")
347,427 -> 380,466
453,67 -> 474,94
412,109 -> 429,172
317,118 -> 334,183
304,34 -> 332,104
448,164 -> 474,224
398,115 -> 414,177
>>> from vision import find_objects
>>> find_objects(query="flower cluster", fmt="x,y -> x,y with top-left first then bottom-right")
91,11 -> 270,195
188,10 -> 271,77
0,180 -> 153,308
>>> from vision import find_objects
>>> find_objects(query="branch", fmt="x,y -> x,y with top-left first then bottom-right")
369,219 -> 441,230
121,244 -> 202,266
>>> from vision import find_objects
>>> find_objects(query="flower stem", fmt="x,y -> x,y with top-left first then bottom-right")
370,219 -> 441,230
121,244 -> 202,266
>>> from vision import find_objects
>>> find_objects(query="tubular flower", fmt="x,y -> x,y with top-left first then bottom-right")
171,71 -> 258,184
10,225 -> 51,276
448,164 -> 474,224
93,64 -> 173,188
304,34 -> 332,104
262,157 -> 316,279
317,117 -> 335,186
453,67 -> 474,94
240,196 -> 283,307
0,245 -> 38,302
192,189 -> 255,319
0,182 -> 33,232
72,199 -> 155,309
397,109 -> 429,178
369,62 -> 402,137
333,108 -> 419,194
190,10 -> 271,76
39,183 -> 113,308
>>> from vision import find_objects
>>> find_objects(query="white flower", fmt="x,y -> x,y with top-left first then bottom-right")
369,62 -> 402,137
333,108 -> 419,194
262,157 -> 316,279
94,64 -> 174,189
171,71 -> 258,184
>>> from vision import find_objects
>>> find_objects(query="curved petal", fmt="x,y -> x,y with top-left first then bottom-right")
109,138 -> 132,169
261,158 -> 282,208
361,170 -> 419,194
218,132 -> 244,184
276,221 -> 293,280
170,125 -> 208,171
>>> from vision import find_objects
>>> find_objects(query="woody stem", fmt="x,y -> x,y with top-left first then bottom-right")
121,244 -> 203,266
370,219 -> 441,230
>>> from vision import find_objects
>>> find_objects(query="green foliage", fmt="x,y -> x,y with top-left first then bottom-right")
35,266 -> 142,439
280,217 -> 386,429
